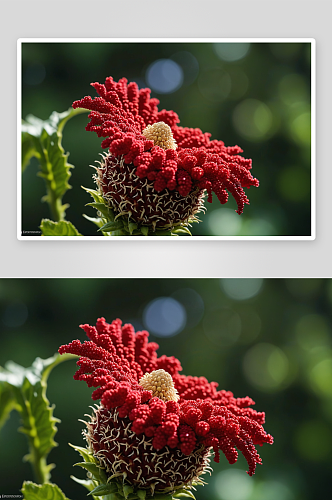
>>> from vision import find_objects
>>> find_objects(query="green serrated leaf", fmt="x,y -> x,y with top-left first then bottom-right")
22,107 -> 88,221
141,226 -> 149,236
0,353 -> 76,484
88,483 -> 118,496
99,220 -> 124,232
21,481 -> 71,500
40,219 -> 82,236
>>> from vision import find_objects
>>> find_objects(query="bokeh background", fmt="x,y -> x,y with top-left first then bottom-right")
21,41 -> 312,236
1,278 -> 331,500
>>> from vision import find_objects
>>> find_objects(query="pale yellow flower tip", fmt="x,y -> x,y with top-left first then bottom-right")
139,368 -> 179,402
142,122 -> 177,150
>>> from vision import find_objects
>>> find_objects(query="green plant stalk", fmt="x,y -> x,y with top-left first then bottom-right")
41,146 -> 66,222
15,383 -> 55,485
42,109 -> 87,221
29,449 -> 49,485
22,399 -> 51,484
22,107 -> 89,225
0,353 -> 78,486
47,188 -> 65,222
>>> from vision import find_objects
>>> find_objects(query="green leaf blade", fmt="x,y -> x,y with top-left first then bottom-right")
99,220 -> 124,232
22,107 -> 88,221
82,214 -> 106,229
40,219 -> 82,236
88,483 -> 118,497
173,490 -> 196,499
86,202 -> 115,221
68,443 -> 96,464
70,475 -> 96,493
74,461 -> 108,484
123,485 -> 134,499
82,186 -> 105,204
22,132 -> 38,172
171,227 -> 192,236
22,481 -> 71,500
74,461 -> 101,476
1,353 -> 76,484
0,381 -> 16,430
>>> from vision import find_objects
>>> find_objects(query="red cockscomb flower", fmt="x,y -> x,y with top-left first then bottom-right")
59,318 -> 273,497
73,77 -> 259,235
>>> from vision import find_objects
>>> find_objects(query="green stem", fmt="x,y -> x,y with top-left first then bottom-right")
48,190 -> 64,222
30,449 -> 49,484
42,146 -> 65,222
23,400 -> 52,484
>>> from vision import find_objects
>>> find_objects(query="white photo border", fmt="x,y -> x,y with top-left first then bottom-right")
17,38 -> 316,241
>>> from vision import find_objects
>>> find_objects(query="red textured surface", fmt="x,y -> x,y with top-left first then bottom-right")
59,318 -> 273,475
73,76 -> 259,214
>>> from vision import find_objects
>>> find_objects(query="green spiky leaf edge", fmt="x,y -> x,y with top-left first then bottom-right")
70,443 -> 199,500
22,107 -> 88,221
0,354 -> 77,484
82,187 -> 198,236
40,219 -> 82,236
21,481 -> 71,500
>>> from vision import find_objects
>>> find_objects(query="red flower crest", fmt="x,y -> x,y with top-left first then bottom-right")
73,77 -> 259,214
59,317 -> 273,476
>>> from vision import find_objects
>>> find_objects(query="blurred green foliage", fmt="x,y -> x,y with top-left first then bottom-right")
21,42 -> 312,236
0,278 -> 331,500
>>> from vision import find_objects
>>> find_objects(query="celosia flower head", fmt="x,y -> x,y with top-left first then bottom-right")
59,317 -> 273,496
73,77 -> 259,232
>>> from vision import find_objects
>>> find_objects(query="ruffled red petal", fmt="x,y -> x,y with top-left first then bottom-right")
59,318 -> 273,475
73,77 -> 259,214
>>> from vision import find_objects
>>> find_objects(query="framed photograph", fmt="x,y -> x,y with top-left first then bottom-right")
18,38 -> 315,240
